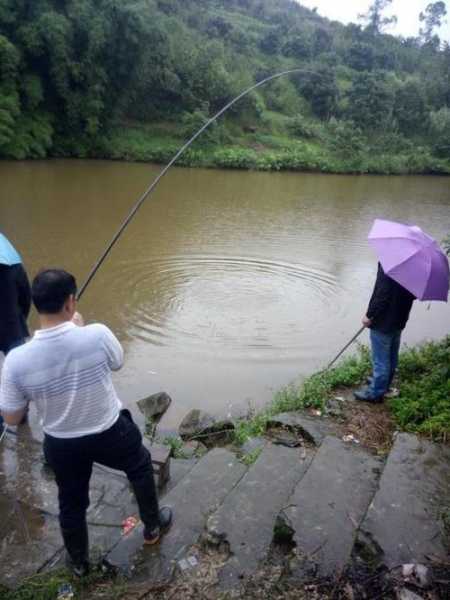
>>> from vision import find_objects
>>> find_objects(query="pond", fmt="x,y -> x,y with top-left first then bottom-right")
1,160 -> 449,432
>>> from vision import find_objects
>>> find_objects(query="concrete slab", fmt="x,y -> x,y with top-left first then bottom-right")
267,413 -> 334,446
357,433 -> 450,568
0,432 -> 197,587
106,448 -> 247,580
206,443 -> 312,586
0,493 -> 63,588
282,436 -> 381,581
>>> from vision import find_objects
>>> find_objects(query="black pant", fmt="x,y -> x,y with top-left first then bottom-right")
44,410 -> 160,561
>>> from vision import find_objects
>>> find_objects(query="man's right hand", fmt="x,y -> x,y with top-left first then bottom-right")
362,315 -> 372,328
72,312 -> 85,327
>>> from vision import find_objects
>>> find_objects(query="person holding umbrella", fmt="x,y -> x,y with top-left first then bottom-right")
0,233 -> 31,432
354,219 -> 449,403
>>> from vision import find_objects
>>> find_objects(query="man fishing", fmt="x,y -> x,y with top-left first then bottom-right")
354,262 -> 415,403
0,233 -> 31,433
0,269 -> 172,576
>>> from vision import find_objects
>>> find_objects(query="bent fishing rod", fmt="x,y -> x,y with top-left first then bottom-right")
75,66 -> 366,372
77,68 -> 310,300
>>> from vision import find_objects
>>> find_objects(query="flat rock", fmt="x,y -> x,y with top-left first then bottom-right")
267,412 -> 333,446
0,430 -> 199,588
281,436 -> 381,581
180,440 -> 207,459
241,436 -> 266,455
106,448 -> 247,580
137,392 -> 171,421
206,444 -> 312,587
179,409 -> 234,442
357,433 -> 450,568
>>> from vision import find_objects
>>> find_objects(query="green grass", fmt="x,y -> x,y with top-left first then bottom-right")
86,121 -> 450,176
240,447 -> 263,466
232,337 -> 450,446
161,435 -> 187,459
0,568 -> 128,600
390,337 -> 450,441
232,346 -> 371,446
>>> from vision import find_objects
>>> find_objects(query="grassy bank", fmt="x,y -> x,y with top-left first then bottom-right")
233,336 -> 450,445
75,122 -> 450,176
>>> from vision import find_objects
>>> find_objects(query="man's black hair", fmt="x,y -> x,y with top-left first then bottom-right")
32,269 -> 77,314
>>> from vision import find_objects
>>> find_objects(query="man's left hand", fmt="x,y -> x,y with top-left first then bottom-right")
72,312 -> 85,327
362,315 -> 372,328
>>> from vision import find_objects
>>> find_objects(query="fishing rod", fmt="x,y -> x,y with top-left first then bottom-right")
77,68 -> 309,300
324,325 -> 366,372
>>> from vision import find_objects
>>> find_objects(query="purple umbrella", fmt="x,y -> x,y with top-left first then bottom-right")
368,219 -> 449,302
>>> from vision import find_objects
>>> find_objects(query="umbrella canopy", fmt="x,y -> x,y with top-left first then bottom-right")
368,219 -> 449,302
0,233 -> 22,266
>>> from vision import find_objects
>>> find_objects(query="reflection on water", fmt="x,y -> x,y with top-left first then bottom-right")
0,160 -> 449,430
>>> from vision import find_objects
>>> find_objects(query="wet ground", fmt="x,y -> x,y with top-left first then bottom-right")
0,427 -> 140,588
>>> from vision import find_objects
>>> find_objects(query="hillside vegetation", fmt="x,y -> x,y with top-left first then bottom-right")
0,0 -> 450,174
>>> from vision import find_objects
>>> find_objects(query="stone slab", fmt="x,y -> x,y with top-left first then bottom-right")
267,413 -> 333,446
0,432 -> 198,588
282,436 -> 381,581
0,494 -> 63,589
106,448 -> 247,580
358,433 -> 450,568
206,443 -> 312,586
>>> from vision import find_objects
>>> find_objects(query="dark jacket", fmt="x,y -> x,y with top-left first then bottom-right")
0,263 -> 31,353
366,263 -> 415,334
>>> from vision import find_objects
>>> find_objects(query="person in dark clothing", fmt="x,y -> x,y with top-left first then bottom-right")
0,238 -> 32,433
354,263 -> 415,403
0,263 -> 31,354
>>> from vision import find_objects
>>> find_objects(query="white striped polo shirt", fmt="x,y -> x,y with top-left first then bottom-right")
0,321 -> 124,438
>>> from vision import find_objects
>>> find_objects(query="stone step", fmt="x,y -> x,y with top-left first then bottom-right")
280,435 -> 381,581
0,426 -> 198,588
356,433 -> 450,569
106,448 -> 247,580
267,412 -> 335,446
206,443 -> 312,587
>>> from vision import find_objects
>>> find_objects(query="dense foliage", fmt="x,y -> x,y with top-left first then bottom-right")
392,337 -> 450,440
0,0 -> 449,173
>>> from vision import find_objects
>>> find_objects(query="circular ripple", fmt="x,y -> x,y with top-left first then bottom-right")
103,254 -> 342,355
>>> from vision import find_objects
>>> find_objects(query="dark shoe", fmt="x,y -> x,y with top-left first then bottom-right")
354,388 -> 383,403
61,523 -> 89,576
65,554 -> 90,578
144,506 -> 173,545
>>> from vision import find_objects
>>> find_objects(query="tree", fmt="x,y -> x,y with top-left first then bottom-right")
429,107 -> 450,157
359,0 -> 397,35
259,27 -> 283,55
312,27 -> 333,57
393,79 -> 429,135
345,71 -> 395,130
419,2 -> 447,45
347,42 -> 375,71
295,67 -> 338,120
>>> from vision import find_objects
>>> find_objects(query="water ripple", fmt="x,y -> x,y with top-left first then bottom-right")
106,254 -> 342,355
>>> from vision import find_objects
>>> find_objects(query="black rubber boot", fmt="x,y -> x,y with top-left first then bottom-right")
61,522 -> 90,577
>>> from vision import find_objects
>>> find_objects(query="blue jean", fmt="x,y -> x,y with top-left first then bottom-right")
369,329 -> 402,398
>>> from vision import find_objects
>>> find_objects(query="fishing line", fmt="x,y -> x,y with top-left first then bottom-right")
77,68 -> 309,300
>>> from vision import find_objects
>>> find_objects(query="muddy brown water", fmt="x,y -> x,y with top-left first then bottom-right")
1,160 -> 449,434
